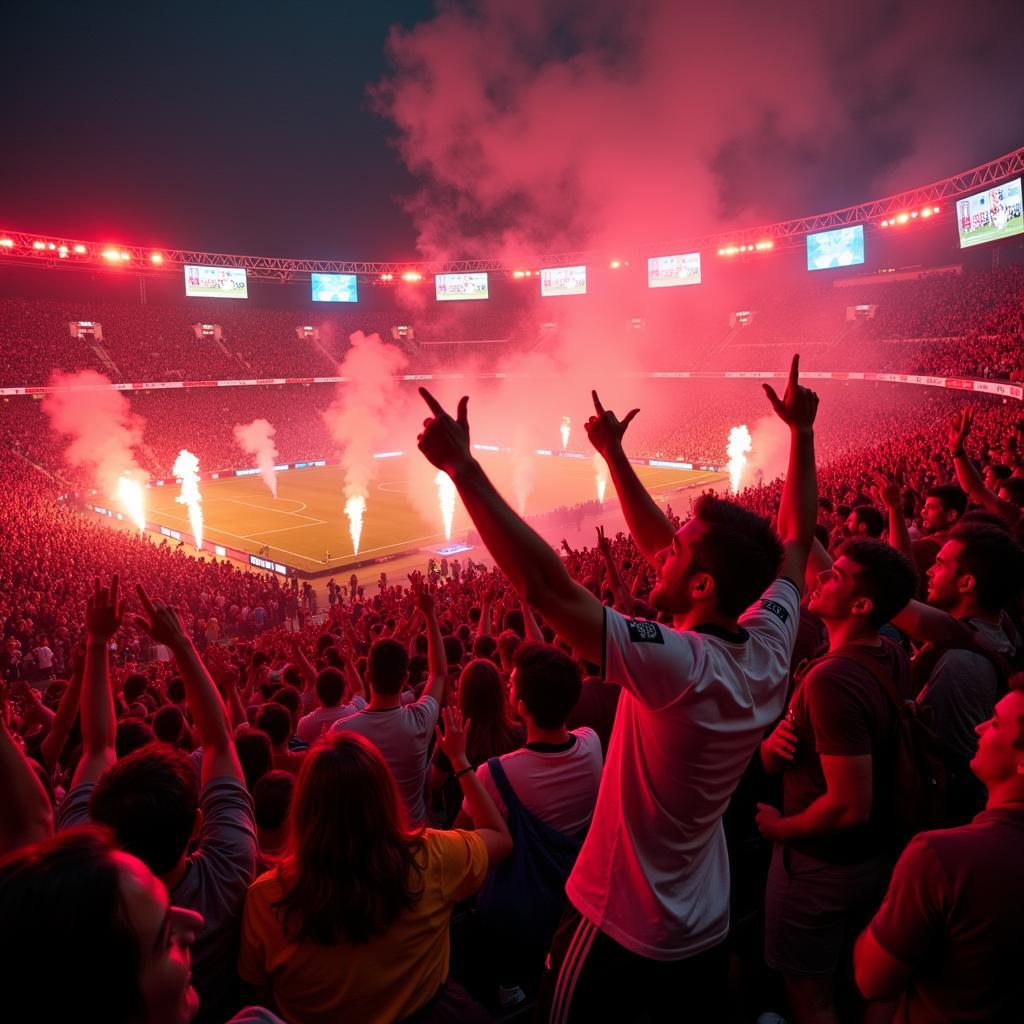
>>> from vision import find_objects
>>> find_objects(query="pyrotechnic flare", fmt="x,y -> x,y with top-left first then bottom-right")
233,419 -> 279,497
322,331 -> 408,562
117,475 -> 147,532
435,470 -> 457,541
593,453 -> 608,504
172,450 -> 204,550
560,416 -> 571,450
726,425 -> 752,495
345,495 -> 366,555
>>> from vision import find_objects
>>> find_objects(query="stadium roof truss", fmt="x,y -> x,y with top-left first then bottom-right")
3,145 -> 1023,280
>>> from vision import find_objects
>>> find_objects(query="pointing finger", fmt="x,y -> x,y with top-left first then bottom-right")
418,387 -> 446,418
788,353 -> 800,389
591,390 -> 605,415
621,408 -> 640,429
456,395 -> 469,428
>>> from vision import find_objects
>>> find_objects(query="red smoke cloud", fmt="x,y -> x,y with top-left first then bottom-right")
375,0 -> 1024,261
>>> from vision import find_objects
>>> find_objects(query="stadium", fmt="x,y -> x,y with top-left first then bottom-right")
4,5 -> 1024,1024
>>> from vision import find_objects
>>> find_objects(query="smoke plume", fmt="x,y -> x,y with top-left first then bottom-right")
233,418 -> 280,497
322,331 -> 409,553
41,369 -> 149,496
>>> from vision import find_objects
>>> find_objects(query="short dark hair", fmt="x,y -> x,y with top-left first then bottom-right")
255,702 -> 293,746
90,745 -> 199,877
271,684 -> 302,720
443,635 -> 464,669
987,464 -> 1013,482
122,673 -> 148,704
926,484 -> 968,518
503,609 -> 526,639
840,539 -> 917,628
166,676 -> 186,704
851,505 -> 885,538
691,495 -> 784,618
115,719 -> 155,759
316,667 -> 345,707
513,642 -> 582,729
282,666 -> 303,689
0,828 -> 146,1022
254,770 -> 295,832
949,522 -> 1024,613
473,634 -> 498,661
152,705 -> 186,746
368,639 -> 409,695
235,730 -> 273,792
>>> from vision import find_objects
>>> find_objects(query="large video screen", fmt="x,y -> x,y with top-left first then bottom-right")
184,265 -> 248,299
956,178 -> 1024,249
435,272 -> 489,301
311,273 -> 358,303
806,225 -> 865,271
541,265 -> 587,296
648,252 -> 702,288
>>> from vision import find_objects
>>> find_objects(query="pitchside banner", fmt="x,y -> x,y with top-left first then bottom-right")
184,265 -> 248,299
435,272 -> 489,301
956,178 -> 1024,249
541,265 -> 587,296
648,252 -> 702,288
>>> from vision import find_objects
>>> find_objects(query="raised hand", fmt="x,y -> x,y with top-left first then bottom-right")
417,388 -> 472,475
413,582 -> 436,618
870,472 -> 901,508
434,704 -> 471,768
585,390 -> 639,458
596,525 -> 612,557
133,584 -> 190,651
948,407 -> 973,451
86,575 -> 125,642
763,354 -> 819,432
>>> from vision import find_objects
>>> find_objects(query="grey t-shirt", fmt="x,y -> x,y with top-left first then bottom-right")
58,775 -> 258,1024
330,695 -> 439,826
923,618 -> 1016,762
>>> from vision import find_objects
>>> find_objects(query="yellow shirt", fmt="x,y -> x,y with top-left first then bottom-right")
238,829 -> 487,1024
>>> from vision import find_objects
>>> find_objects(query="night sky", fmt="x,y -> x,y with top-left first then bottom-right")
4,1 -> 1024,261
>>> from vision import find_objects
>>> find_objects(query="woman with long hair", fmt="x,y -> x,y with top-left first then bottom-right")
429,658 -> 524,826
238,709 -> 511,1023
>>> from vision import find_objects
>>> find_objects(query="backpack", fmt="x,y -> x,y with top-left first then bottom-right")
474,756 -> 585,972
911,614 -> 1023,699
824,643 -> 948,842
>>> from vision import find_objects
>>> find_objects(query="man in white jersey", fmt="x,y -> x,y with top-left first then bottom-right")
416,354 -> 819,1021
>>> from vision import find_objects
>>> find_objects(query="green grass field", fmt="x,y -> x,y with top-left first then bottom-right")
145,453 -> 725,574
960,212 -> 1024,248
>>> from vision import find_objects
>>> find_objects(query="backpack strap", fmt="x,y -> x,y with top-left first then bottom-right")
485,756 -> 526,816
816,641 -> 907,713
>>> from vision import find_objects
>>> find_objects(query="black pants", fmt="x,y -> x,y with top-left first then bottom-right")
536,904 -> 730,1024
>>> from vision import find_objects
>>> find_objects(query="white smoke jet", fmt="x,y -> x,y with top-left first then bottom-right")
117,475 -> 147,532
593,453 -> 608,504
41,369 -> 150,509
726,425 -> 752,495
345,495 -> 366,554
435,470 -> 457,541
322,332 -> 408,558
233,419 -> 279,497
172,450 -> 203,550
560,416 -> 571,451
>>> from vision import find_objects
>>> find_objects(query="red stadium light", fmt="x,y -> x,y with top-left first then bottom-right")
58,245 -> 69,258
896,213 -> 910,223
932,206 -> 940,214
0,238 -> 13,248
609,259 -> 621,269
401,271 -> 423,283
32,241 -> 46,250
73,244 -> 87,254
150,252 -> 164,264
379,272 -> 393,281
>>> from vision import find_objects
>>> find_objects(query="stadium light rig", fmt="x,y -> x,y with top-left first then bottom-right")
401,270 -> 423,283
150,252 -> 164,264
880,205 -> 940,228
512,269 -> 535,279
379,272 -> 394,281
717,240 -> 774,256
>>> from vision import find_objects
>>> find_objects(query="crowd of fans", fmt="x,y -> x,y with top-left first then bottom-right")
2,336 -> 1024,1022
3,263 -> 1024,389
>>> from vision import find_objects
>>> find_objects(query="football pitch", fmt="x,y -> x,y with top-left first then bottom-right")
146,453 -> 725,575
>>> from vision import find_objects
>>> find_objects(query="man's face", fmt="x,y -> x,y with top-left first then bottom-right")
971,690 -> 1024,787
926,539 -> 967,608
807,555 -> 865,623
920,496 -> 951,534
845,511 -> 862,535
651,519 -> 709,614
